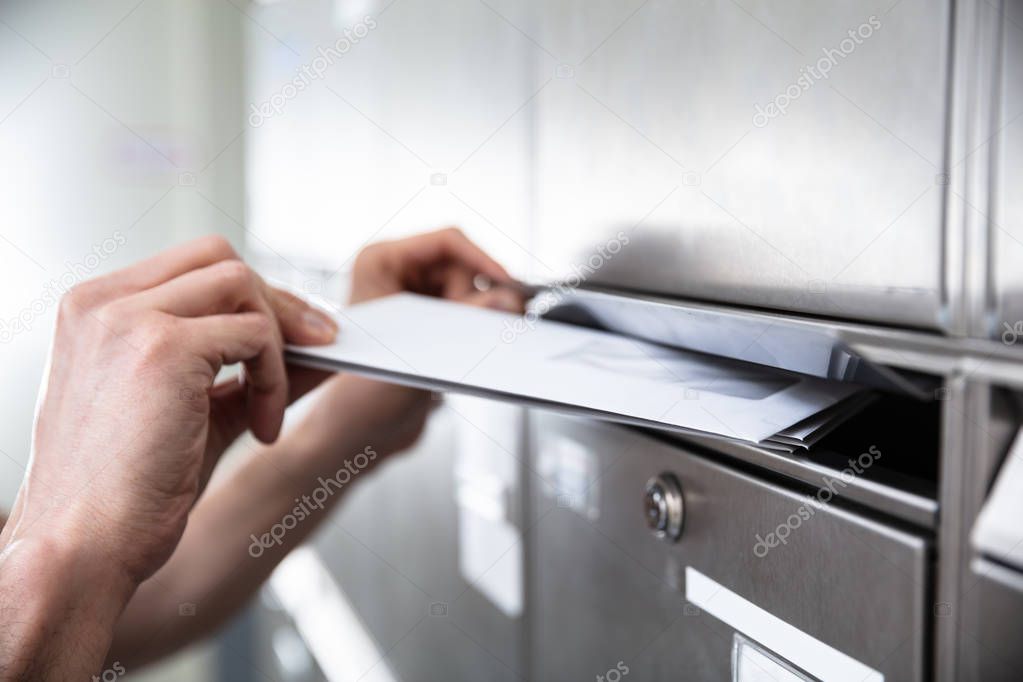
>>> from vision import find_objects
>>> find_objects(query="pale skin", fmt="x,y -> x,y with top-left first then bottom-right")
0,228 -> 523,680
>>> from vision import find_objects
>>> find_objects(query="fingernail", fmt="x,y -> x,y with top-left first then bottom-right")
303,310 -> 337,339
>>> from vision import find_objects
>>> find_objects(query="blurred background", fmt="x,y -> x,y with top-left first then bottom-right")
1,0 -> 1020,680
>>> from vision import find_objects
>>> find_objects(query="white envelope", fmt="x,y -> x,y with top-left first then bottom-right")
286,293 -> 862,447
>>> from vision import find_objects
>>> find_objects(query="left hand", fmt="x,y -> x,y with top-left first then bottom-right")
287,227 -> 525,465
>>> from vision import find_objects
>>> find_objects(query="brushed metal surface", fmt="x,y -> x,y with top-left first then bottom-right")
530,412 -> 928,681
994,0 -> 1023,340
529,0 -> 951,329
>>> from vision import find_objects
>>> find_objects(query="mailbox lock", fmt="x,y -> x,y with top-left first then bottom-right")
644,473 -> 684,542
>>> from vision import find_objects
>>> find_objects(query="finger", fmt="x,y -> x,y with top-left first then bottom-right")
396,228 -> 513,283
72,235 -> 239,307
464,288 -> 525,313
436,265 -> 476,300
127,259 -> 268,318
186,312 -> 288,443
266,287 -> 338,345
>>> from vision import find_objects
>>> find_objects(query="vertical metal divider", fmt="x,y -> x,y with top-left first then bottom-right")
936,0 -> 1006,677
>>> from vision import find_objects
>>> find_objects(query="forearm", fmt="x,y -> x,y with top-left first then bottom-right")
0,528 -> 135,680
107,398 -> 380,668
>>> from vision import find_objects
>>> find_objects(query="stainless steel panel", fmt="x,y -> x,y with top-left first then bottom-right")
530,0 -> 951,329
994,0 -> 1023,340
276,400 -> 528,681
529,412 -> 928,681
964,559 -> 1023,680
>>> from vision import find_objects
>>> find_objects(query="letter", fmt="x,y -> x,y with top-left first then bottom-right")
839,37 -> 856,54
869,444 -> 882,459
353,452 -> 369,469
344,459 -> 359,475
798,506 -> 812,521
618,661 -> 629,675
310,55 -> 329,78
311,486 -> 329,508
335,469 -> 352,485
365,15 -> 377,29
817,56 -> 834,78
776,524 -> 792,544
101,237 -> 117,254
366,446 -> 378,460
858,452 -> 874,469
18,308 -> 33,330
817,487 -> 833,505
785,83 -> 802,100
752,103 -> 770,128
248,534 -> 266,557
588,254 -> 603,271
318,475 -> 342,495
822,46 -> 843,65
65,259 -> 91,280
606,670 -> 621,682
318,44 -> 342,62
869,15 -> 881,30
848,458 -> 865,474
282,514 -> 297,529
248,102 -> 265,127
281,83 -> 297,100
114,662 -> 126,675
753,534 -> 770,557
353,23 -> 368,38
606,239 -> 622,255
848,28 -> 864,45
840,469 -> 855,484
270,523 -> 287,544
269,93 -> 287,115
114,229 -> 127,246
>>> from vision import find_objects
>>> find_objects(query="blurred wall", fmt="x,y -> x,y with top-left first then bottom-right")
0,0 -> 245,510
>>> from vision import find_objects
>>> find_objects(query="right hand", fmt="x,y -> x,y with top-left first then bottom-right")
0,236 -> 337,586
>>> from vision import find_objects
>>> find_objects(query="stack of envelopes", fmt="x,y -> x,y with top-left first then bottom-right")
287,293 -> 874,453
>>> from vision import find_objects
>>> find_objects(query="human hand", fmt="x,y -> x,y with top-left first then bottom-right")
287,228 -> 525,464
0,236 -> 337,586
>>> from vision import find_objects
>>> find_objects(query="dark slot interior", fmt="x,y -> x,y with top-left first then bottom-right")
809,389 -> 941,499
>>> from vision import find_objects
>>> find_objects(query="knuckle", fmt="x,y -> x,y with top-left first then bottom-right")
212,258 -> 253,289
57,283 -> 97,318
195,234 -> 237,262
135,314 -> 179,362
353,243 -> 383,270
442,226 -> 465,238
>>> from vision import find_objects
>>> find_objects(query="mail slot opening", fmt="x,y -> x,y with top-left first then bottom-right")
807,388 -> 940,499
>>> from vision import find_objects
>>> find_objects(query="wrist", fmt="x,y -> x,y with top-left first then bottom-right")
0,530 -> 137,678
